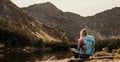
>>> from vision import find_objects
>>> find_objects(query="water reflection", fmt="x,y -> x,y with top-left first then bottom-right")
0,50 -> 73,62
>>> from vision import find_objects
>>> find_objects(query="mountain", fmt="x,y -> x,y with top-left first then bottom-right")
0,0 -> 72,48
24,2 -> 120,40
86,7 -> 120,39
23,2 -> 87,41
0,0 -> 120,51
1,0 -> 120,48
0,0 -> 38,47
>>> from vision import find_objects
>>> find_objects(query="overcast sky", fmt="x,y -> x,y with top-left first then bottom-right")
11,0 -> 120,16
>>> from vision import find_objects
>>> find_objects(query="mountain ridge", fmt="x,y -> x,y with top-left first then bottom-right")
0,0 -> 120,47
23,2 -> 120,40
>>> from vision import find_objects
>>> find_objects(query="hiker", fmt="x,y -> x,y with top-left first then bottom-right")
74,29 -> 95,59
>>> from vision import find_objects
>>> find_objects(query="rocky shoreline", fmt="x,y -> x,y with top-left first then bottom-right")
39,56 -> 120,62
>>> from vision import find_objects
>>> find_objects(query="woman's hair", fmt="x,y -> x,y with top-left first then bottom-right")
80,29 -> 87,38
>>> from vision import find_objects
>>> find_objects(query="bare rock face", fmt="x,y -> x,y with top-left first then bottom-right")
86,7 -> 120,39
0,0 -> 34,22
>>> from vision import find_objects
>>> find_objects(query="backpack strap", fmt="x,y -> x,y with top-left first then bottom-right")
91,38 -> 95,55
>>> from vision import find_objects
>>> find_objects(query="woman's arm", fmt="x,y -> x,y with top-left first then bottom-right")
77,44 -> 80,51
77,39 -> 81,51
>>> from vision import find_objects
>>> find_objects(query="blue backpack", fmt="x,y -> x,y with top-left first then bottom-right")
79,35 -> 95,55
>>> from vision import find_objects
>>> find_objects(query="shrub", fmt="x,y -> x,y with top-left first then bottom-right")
95,39 -> 120,52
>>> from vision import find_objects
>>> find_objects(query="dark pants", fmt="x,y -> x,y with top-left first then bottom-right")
80,54 -> 90,59
74,51 -> 90,59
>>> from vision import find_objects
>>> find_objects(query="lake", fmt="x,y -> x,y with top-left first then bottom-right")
0,50 -> 73,62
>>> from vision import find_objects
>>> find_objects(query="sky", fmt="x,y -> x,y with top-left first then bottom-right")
11,0 -> 120,16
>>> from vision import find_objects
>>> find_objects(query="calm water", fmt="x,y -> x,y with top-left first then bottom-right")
0,50 -> 73,62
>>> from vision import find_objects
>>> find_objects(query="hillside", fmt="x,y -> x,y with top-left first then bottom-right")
0,0 -> 38,47
0,0 -> 71,48
23,2 -> 120,40
86,7 -> 120,39
23,2 -> 87,41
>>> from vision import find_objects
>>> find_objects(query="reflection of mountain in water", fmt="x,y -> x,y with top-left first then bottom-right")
0,51 -> 73,62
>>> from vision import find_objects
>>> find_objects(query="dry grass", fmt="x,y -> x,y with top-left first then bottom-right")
113,48 -> 120,59
94,51 -> 111,57
35,30 -> 58,42
90,59 -> 120,62
114,54 -> 120,59
117,48 -> 120,54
